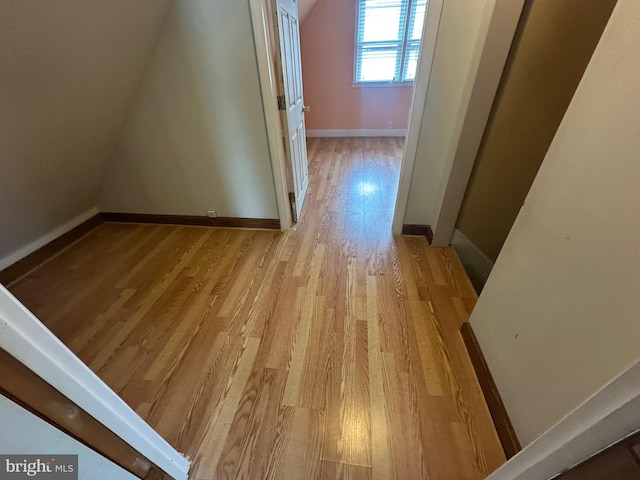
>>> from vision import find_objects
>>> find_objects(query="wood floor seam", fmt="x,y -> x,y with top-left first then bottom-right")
9,137 -> 505,479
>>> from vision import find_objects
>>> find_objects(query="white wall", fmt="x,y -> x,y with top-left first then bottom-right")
470,0 -> 640,446
0,395 -> 136,480
0,0 -> 173,265
99,0 -> 279,220
488,359 -> 640,480
401,0 -> 523,247
402,0 -> 494,225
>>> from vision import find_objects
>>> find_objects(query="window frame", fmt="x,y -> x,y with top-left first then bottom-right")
352,0 -> 425,87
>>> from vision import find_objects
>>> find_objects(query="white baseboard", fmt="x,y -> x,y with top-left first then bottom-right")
450,229 -> 494,291
306,129 -> 407,138
0,207 -> 100,272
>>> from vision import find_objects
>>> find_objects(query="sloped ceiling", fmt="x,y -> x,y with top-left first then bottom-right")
299,0 -> 321,22
0,0 -> 173,263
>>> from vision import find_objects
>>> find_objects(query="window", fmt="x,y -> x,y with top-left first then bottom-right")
354,0 -> 428,84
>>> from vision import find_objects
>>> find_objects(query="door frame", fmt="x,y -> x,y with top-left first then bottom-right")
249,0 -> 293,231
250,0 -> 445,233
391,0 -> 445,235
393,0 -> 526,243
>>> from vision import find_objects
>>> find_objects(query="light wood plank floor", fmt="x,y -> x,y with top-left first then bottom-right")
8,137 -> 505,479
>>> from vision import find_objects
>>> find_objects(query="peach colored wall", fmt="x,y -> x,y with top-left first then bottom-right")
300,0 -> 413,130
298,0 -> 321,22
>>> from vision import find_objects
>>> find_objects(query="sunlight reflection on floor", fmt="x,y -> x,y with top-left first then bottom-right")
357,181 -> 378,196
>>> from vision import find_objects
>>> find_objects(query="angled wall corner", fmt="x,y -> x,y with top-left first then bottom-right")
456,0 -> 617,263
98,0 -> 279,221
400,0 -> 524,246
470,0 -> 640,449
0,0 -> 173,267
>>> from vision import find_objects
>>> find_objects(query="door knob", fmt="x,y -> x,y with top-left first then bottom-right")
302,105 -> 311,112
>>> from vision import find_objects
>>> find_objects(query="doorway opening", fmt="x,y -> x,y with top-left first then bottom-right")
250,0 -> 442,230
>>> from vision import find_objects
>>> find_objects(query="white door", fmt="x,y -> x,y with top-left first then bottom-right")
274,0 -> 309,222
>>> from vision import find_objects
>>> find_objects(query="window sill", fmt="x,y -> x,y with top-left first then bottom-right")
351,82 -> 414,88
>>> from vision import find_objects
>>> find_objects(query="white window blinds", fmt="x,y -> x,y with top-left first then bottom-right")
355,0 -> 428,84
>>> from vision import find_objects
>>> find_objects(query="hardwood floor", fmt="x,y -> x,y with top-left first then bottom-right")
7,137 -> 505,479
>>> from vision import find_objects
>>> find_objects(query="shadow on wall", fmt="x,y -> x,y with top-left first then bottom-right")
98,0 -> 279,220
453,0 -> 618,290
0,0 -> 173,262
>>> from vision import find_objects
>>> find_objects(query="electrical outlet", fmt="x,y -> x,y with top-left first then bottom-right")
206,210 -> 217,218
387,121 -> 393,129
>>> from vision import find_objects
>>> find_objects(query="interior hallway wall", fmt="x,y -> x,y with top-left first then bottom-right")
456,0 -> 617,263
99,0 -> 279,220
0,0 -> 173,268
402,0 -> 497,226
470,0 -> 640,446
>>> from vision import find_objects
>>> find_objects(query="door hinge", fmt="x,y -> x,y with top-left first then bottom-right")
288,192 -> 298,222
277,95 -> 286,111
